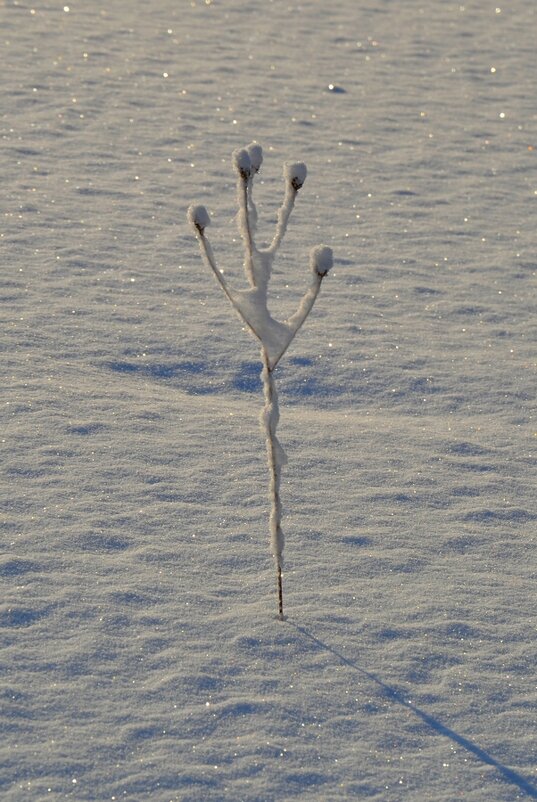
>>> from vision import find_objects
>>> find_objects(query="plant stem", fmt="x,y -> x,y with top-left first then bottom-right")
240,178 -> 256,288
268,185 -> 297,254
277,565 -> 284,621
261,348 -> 285,620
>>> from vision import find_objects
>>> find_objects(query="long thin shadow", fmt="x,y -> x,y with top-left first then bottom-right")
289,622 -> 537,799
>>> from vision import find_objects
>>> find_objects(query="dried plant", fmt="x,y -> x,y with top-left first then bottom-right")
188,143 -> 333,620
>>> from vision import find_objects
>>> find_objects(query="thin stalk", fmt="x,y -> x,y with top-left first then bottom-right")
267,186 -> 297,255
261,348 -> 285,621
242,180 -> 254,261
239,177 -> 256,288
247,177 -> 259,235
197,231 -> 235,306
277,565 -> 283,621
270,273 -> 324,370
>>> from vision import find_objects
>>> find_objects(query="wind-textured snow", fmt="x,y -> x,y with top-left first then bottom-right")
1,1 -> 536,801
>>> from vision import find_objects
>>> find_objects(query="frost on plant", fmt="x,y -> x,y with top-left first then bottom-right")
188,143 -> 333,620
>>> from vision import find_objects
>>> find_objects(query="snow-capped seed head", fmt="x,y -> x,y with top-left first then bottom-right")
232,148 -> 252,180
284,161 -> 307,191
187,204 -> 211,234
247,142 -> 263,173
310,244 -> 333,277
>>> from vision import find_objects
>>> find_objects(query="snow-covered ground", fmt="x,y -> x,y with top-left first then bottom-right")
1,1 -> 536,800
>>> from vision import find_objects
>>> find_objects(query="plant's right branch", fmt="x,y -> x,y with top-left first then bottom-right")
267,185 -> 297,255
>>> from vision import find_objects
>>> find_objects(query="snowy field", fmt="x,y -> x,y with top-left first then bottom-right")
2,0 -> 536,800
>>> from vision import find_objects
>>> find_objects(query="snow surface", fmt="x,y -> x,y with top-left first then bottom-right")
1,0 -> 536,800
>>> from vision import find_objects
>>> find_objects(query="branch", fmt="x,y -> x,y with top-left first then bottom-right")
187,204 -> 243,319
267,162 -> 307,255
246,142 -> 263,236
270,245 -> 334,369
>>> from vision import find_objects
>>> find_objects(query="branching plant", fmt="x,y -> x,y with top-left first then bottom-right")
188,143 -> 333,620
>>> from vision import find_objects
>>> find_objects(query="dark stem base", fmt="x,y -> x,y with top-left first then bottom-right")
277,565 -> 284,620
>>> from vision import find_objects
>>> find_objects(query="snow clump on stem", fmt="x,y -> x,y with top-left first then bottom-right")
284,161 -> 307,191
187,204 -> 210,234
232,148 -> 252,180
311,244 -> 333,277
247,142 -> 263,173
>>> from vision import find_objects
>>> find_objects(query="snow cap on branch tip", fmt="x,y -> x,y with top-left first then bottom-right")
187,204 -> 210,233
310,244 -> 333,277
247,142 -> 263,173
284,161 -> 307,191
232,148 -> 252,180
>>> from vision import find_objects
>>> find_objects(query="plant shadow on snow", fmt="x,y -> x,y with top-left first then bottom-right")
0,607 -> 49,628
105,358 -> 220,395
104,356 -> 340,399
106,359 -> 207,380
231,360 -> 261,393
233,357 -> 341,399
0,558 -> 41,577
289,623 -> 537,800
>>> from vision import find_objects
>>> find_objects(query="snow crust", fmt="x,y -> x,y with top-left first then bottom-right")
2,1 -> 537,800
